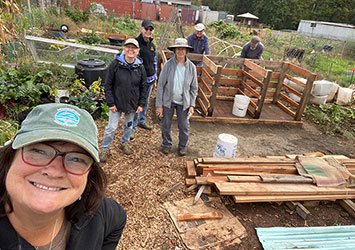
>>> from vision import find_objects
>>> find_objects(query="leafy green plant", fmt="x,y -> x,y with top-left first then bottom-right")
63,5 -> 89,23
0,119 -> 19,146
305,103 -> 355,140
78,32 -> 109,45
113,15 -> 138,36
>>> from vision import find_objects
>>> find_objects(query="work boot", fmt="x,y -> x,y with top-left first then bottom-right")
99,148 -> 110,162
130,129 -> 136,141
121,142 -> 132,155
178,148 -> 187,156
138,122 -> 152,130
161,146 -> 171,155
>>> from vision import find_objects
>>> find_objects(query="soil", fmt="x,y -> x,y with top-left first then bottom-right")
97,107 -> 355,250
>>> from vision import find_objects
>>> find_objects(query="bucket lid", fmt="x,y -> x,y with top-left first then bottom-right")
218,133 -> 238,144
77,59 -> 106,68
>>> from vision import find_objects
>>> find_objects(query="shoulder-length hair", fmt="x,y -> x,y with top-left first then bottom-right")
0,142 -> 107,221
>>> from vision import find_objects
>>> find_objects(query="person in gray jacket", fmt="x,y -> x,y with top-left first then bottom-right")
155,38 -> 198,156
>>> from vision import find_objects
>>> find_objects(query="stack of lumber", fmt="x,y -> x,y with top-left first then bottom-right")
185,155 -> 355,203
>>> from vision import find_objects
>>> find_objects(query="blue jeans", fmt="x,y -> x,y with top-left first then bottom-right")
101,110 -> 135,149
161,103 -> 189,150
132,83 -> 153,130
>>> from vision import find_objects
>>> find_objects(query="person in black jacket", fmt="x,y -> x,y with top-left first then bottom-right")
131,20 -> 157,140
0,103 -> 126,250
100,38 -> 147,159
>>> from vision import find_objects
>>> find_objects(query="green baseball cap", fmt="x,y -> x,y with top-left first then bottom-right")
12,103 -> 99,162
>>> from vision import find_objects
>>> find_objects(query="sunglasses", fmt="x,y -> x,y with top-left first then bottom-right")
145,27 -> 154,31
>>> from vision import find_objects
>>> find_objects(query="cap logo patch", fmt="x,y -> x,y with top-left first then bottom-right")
55,108 -> 80,127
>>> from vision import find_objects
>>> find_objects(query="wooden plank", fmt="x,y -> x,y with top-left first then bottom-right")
189,116 -> 303,126
198,77 -> 212,95
228,175 -> 262,182
219,78 -> 241,87
186,161 -> 197,177
242,70 -> 264,87
285,74 -> 306,88
208,65 -> 223,116
161,50 -> 168,64
217,87 -> 240,97
273,62 -> 289,103
279,92 -> 299,107
215,182 -> 355,196
213,171 -> 296,176
178,211 -> 223,221
338,200 -> 355,218
271,72 -> 280,79
196,96 -> 208,115
233,194 -> 355,203
198,86 -> 210,107
206,167 -> 297,175
201,158 -> 295,164
295,73 -> 317,121
276,101 -> 296,118
201,67 -> 215,85
260,175 -> 313,183
195,176 -> 229,185
243,59 -> 267,78
185,178 -> 196,186
295,202 -> 311,220
288,63 -> 313,77
282,84 -> 302,97
255,70 -> 272,118
203,55 -> 218,74
221,68 -> 242,76
241,81 -> 260,98
198,163 -> 296,168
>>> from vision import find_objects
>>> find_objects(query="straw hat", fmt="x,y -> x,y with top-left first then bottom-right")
167,38 -> 193,52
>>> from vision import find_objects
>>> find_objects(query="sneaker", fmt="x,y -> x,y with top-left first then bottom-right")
161,146 -> 171,155
130,129 -> 136,141
178,148 -> 187,156
121,142 -> 132,155
99,148 -> 110,162
138,122 -> 152,130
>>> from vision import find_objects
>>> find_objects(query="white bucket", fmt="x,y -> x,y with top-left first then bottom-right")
232,95 -> 250,117
55,90 -> 69,103
213,133 -> 238,158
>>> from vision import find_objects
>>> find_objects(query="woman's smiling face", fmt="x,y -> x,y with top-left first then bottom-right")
6,142 -> 89,215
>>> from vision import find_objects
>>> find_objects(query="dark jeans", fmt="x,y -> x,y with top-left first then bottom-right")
161,103 -> 189,150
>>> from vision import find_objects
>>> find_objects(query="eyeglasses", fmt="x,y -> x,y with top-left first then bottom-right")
145,27 -> 154,31
22,143 -> 93,176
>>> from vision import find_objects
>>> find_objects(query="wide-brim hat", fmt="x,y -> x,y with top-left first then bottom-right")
168,38 -> 193,52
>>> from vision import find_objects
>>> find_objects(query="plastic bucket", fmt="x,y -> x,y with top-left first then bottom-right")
55,90 -> 69,103
213,133 -> 238,158
232,95 -> 250,117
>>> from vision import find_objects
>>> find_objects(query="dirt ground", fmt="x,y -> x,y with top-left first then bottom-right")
97,107 -> 355,250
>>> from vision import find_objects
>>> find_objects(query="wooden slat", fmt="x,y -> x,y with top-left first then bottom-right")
198,86 -> 210,106
195,176 -> 229,185
161,50 -> 167,64
217,87 -> 240,97
276,100 -> 296,118
271,72 -> 280,79
213,171 -> 297,176
185,178 -> 196,186
233,195 -> 355,203
221,68 -> 242,76
285,74 -> 306,88
241,81 -> 260,98
219,78 -> 241,87
201,158 -> 295,164
243,59 -> 267,78
279,93 -> 299,108
186,161 -> 197,177
198,76 -> 212,94
196,96 -> 208,115
204,167 -> 297,175
178,212 -> 223,221
242,70 -> 264,87
189,116 -> 303,126
260,175 -> 313,183
338,200 -> 355,218
282,84 -> 303,97
228,175 -> 262,182
295,73 -> 317,121
288,63 -> 313,77
215,182 -> 355,196
203,55 -> 218,74
201,67 -> 215,85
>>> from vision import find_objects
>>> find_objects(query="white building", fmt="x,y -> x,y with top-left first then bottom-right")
297,20 -> 355,41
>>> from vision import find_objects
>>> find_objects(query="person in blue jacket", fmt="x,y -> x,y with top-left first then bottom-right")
100,38 -> 147,159
0,103 -> 126,250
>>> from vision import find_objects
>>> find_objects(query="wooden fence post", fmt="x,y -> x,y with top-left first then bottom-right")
255,70 -> 272,119
273,62 -> 289,104
295,73 -> 317,121
208,65 -> 222,116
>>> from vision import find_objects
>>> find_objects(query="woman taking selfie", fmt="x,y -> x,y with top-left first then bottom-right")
0,103 -> 126,250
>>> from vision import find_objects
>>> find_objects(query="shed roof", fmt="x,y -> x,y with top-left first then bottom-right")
237,12 -> 259,19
